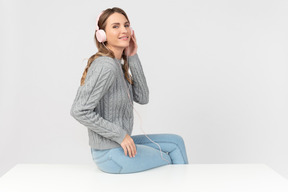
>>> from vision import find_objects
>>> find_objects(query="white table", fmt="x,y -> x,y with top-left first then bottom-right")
0,164 -> 288,192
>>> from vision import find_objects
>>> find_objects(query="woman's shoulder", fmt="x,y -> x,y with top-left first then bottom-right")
90,56 -> 118,73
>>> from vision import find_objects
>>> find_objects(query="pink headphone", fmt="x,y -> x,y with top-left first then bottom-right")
95,11 -> 134,43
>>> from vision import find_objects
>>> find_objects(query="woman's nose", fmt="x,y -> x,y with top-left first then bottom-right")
121,26 -> 128,33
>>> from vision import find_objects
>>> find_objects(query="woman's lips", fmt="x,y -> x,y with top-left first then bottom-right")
119,36 -> 128,40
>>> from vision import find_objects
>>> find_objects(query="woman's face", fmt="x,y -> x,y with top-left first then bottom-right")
105,12 -> 131,50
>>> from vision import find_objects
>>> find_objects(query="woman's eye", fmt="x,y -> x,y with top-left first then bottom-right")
113,25 -> 130,28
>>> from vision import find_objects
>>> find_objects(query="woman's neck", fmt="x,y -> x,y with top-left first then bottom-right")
106,44 -> 124,60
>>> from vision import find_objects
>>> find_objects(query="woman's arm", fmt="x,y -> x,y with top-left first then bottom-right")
70,58 -> 127,144
128,53 -> 149,104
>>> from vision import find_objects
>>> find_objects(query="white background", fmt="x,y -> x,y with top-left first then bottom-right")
0,0 -> 287,179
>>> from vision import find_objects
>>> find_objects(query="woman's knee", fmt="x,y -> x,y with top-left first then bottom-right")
170,134 -> 189,164
166,134 -> 185,145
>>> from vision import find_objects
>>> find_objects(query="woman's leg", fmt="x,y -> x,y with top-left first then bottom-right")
131,134 -> 189,164
91,144 -> 171,174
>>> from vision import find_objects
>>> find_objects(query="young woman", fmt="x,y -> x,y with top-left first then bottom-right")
70,7 -> 189,174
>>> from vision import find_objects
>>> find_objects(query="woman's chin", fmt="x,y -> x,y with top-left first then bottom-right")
118,43 -> 129,48
120,41 -> 129,45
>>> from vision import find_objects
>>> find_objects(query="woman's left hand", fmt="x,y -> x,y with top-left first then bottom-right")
124,30 -> 138,56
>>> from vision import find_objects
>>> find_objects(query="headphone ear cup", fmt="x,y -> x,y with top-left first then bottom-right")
130,26 -> 134,36
96,29 -> 106,42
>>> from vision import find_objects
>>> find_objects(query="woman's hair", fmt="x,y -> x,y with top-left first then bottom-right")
80,7 -> 133,86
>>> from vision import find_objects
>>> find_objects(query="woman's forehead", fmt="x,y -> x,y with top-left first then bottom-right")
107,12 -> 129,24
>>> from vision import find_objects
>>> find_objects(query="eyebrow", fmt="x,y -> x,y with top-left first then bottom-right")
111,22 -> 130,26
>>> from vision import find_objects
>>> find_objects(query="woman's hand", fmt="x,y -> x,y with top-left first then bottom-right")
120,134 -> 137,158
124,30 -> 138,57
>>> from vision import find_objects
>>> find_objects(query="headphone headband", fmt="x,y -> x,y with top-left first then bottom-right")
95,11 -> 104,31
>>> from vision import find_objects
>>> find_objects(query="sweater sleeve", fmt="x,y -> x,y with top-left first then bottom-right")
128,53 -> 149,104
70,59 -> 127,145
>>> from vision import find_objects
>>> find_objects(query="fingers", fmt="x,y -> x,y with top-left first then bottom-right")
132,34 -> 136,42
131,34 -> 138,50
131,141 -> 137,157
128,142 -> 136,158
127,145 -> 133,158
122,144 -> 133,158
133,30 -> 136,40
120,134 -> 137,158
126,141 -> 136,158
123,145 -> 128,156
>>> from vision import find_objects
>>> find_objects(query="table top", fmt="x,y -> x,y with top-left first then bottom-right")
0,163 -> 288,192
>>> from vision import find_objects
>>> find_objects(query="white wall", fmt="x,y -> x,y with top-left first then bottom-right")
1,0 -> 287,179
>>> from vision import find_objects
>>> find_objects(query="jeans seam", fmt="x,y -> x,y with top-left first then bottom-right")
110,159 -> 123,174
94,156 -> 123,174
136,141 -> 187,164
91,150 -> 110,160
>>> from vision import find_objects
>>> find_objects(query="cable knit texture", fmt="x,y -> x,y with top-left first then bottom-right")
70,53 -> 149,150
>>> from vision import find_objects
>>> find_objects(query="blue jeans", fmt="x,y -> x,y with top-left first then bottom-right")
90,134 -> 189,174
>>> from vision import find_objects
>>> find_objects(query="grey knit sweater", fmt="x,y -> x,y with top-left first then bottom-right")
70,53 -> 149,150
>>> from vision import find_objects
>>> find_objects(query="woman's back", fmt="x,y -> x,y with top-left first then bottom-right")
70,54 -> 149,150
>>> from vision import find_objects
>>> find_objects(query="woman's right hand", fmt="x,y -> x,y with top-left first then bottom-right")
120,134 -> 137,158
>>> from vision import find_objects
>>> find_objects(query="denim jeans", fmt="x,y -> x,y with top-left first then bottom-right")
90,134 -> 189,174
